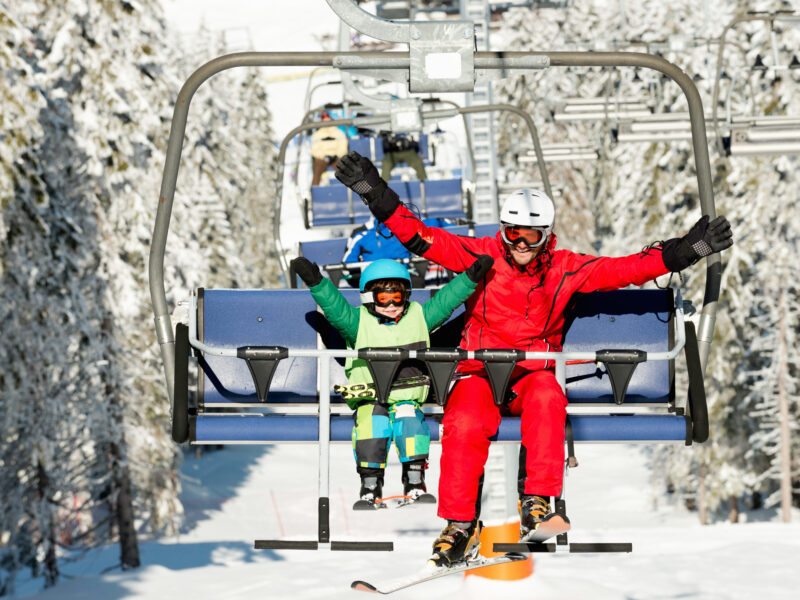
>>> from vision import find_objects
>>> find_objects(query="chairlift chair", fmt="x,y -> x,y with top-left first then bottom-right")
150,0 -> 724,554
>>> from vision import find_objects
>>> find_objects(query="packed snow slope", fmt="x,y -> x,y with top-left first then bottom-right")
17,443 -> 800,600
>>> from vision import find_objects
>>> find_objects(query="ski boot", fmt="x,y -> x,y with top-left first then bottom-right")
402,460 -> 436,504
519,494 -> 570,542
428,519 -> 481,567
353,475 -> 384,510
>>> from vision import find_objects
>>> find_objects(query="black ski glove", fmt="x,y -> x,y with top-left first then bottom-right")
465,255 -> 494,283
335,151 -> 385,197
335,151 -> 399,221
290,257 -> 323,287
661,215 -> 733,272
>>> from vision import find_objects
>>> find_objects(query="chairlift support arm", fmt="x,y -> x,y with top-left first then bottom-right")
711,12 -> 800,155
150,49 -> 719,407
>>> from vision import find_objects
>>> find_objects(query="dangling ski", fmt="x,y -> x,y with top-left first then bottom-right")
352,493 -> 436,511
351,552 -> 527,594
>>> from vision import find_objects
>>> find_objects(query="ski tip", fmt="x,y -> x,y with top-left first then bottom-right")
351,580 -> 378,593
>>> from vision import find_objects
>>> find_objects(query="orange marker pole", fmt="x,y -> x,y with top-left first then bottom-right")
465,520 -> 533,580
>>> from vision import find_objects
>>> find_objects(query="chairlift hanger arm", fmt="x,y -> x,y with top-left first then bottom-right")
711,12 -> 800,156
150,48 -> 720,406
326,0 -> 417,45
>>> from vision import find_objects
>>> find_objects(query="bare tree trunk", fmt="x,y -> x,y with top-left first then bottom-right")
778,291 -> 792,523
36,461 -> 59,587
117,474 -> 140,568
110,444 -> 140,569
728,495 -> 739,523
101,316 -> 140,568
698,456 -> 708,525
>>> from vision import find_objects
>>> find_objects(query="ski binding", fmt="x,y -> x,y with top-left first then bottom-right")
352,493 -> 436,511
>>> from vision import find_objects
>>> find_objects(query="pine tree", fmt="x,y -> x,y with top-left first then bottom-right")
2,1 -> 282,590
491,0 -> 800,522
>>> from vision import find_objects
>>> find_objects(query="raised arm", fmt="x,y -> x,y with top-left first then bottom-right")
290,257 -> 360,345
571,215 -> 734,293
335,151 -> 493,272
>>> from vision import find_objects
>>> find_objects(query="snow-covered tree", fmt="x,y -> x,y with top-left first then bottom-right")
1,0 -> 280,592
491,0 -> 800,522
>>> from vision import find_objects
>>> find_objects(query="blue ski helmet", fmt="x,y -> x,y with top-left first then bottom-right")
359,259 -> 411,292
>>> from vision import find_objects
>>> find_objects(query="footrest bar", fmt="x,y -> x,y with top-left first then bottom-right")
493,542 -> 632,553
255,540 -> 318,550
494,542 -> 557,553
569,542 -> 632,553
255,540 -> 394,551
331,541 -> 394,551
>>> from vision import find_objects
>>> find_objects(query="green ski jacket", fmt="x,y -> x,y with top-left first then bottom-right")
309,272 -> 479,408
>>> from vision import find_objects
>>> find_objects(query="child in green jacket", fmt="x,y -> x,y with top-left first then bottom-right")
290,256 -> 492,509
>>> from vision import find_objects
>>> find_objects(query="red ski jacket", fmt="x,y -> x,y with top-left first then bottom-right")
383,204 -> 671,373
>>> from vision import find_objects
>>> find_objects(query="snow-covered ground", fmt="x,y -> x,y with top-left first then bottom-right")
15,442 -> 800,599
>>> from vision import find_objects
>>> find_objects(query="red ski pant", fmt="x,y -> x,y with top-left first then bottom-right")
437,369 -> 567,522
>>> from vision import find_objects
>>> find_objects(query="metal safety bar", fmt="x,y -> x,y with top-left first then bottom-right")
185,290 -> 687,397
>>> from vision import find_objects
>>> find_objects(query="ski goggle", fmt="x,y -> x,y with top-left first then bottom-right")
372,288 -> 410,307
500,224 -> 548,248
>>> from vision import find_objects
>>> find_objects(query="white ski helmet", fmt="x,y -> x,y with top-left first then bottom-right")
499,189 -> 555,247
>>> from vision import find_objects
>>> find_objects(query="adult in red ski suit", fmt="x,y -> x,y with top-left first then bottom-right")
334,151 -> 733,537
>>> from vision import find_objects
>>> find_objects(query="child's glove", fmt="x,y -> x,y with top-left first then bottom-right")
465,255 -> 494,282
335,151 -> 398,221
290,257 -> 323,287
661,215 -> 733,272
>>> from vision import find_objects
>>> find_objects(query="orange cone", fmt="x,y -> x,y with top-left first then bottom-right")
464,520 -> 533,580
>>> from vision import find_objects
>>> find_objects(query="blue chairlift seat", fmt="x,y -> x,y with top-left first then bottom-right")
564,289 -> 673,404
347,136 -> 384,163
310,177 -> 465,227
347,134 -> 430,165
197,288 -> 433,407
298,238 -> 348,268
188,287 -> 688,444
198,289 -> 320,406
309,182 -> 370,227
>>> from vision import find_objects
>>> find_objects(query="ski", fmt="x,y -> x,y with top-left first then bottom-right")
352,493 -> 436,511
352,499 -> 386,510
351,552 -> 527,594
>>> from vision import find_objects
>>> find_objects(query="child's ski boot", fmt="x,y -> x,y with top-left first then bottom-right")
402,460 -> 435,504
353,475 -> 384,510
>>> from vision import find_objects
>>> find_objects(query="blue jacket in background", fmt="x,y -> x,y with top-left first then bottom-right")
344,217 -> 449,263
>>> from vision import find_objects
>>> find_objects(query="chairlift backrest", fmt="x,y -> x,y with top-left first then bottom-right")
194,287 -> 674,409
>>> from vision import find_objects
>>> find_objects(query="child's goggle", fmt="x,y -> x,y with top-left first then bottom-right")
500,224 -> 548,248
372,288 -> 410,307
